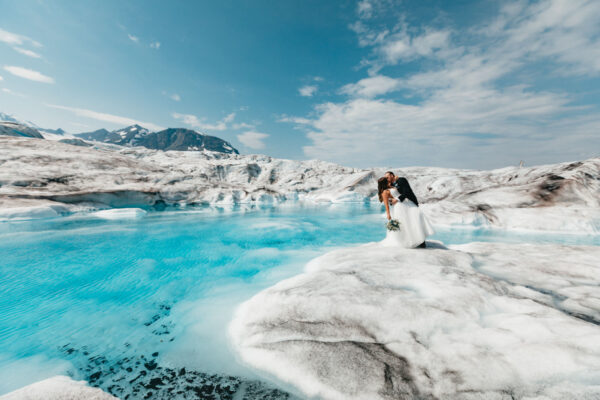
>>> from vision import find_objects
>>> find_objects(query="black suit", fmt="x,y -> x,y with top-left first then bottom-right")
392,177 -> 419,206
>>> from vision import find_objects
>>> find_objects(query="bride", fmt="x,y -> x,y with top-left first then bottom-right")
378,177 -> 435,248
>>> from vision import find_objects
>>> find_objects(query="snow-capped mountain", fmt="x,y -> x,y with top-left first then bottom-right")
0,112 -> 21,124
0,112 -> 67,137
75,128 -> 119,143
134,128 -> 238,153
0,121 -> 44,139
112,124 -> 151,146
2,111 -> 238,154
76,125 -> 239,154
0,113 -> 44,138
77,125 -> 150,145
0,112 -> 39,127
40,128 -> 66,135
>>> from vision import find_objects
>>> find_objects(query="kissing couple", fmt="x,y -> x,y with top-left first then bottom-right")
377,171 -> 434,249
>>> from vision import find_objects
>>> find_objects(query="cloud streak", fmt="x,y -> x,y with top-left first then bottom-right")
172,112 -> 237,131
3,66 -> 54,83
13,47 -> 42,58
1,87 -> 26,97
237,131 -> 269,149
0,28 -> 41,47
299,85 -> 318,97
46,104 -> 164,131
162,91 -> 180,101
340,75 -> 400,98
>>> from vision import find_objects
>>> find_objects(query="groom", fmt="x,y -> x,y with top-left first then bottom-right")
384,171 -> 419,206
384,171 -> 426,248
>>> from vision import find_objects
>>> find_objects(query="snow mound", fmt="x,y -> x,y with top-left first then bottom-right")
92,208 -> 147,219
0,205 -> 61,220
0,198 -> 71,221
229,242 -> 600,400
0,376 -> 116,400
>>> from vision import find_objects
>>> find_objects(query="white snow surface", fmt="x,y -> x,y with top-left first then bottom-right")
91,208 -> 147,219
0,376 -> 117,400
229,241 -> 600,400
0,136 -> 598,232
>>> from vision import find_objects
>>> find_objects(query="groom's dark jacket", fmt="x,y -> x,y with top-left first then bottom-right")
392,177 -> 419,206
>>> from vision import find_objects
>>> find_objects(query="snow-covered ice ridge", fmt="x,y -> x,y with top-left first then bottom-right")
230,241 -> 600,400
0,135 -> 599,232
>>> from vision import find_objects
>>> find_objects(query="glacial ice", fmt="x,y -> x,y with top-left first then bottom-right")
229,241 -> 600,400
0,376 -> 117,400
1,134 -> 599,398
0,136 -> 598,233
91,208 -> 147,219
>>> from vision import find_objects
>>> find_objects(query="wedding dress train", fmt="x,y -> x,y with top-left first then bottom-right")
381,188 -> 435,248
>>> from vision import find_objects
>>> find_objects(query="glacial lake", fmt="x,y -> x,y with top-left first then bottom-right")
1,203 -> 598,398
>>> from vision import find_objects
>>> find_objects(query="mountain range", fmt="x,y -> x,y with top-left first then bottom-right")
0,112 -> 238,154
76,125 -> 238,153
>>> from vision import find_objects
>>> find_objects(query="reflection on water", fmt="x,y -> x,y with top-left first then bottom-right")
0,203 -> 597,397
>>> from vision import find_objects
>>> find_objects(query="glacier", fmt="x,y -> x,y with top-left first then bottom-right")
229,241 -> 600,400
1,133 -> 599,399
1,136 -> 598,233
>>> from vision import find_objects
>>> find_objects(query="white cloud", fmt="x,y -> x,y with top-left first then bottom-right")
172,112 -> 237,131
349,21 -> 389,48
162,91 -> 181,101
299,85 -> 318,97
0,75 -> 3,81
46,104 -> 164,131
304,87 -> 575,167
357,0 -> 374,19
128,34 -> 139,43
487,0 -> 600,76
341,75 -> 400,98
2,87 -> 26,97
223,112 -> 236,123
295,0 -> 600,168
380,29 -> 451,64
13,47 -> 42,58
232,122 -> 254,130
313,76 -> 324,82
3,66 -> 54,83
278,115 -> 312,124
237,131 -> 269,150
150,41 -> 161,49
0,28 -> 41,47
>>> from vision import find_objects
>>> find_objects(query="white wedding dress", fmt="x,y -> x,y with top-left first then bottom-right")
381,188 -> 435,248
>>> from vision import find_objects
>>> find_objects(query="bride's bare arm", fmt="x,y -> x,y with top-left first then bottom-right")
382,190 -> 392,220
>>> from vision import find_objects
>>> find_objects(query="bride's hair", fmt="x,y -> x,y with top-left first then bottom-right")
377,177 -> 389,202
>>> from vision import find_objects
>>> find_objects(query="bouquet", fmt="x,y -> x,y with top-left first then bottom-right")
386,219 -> 401,231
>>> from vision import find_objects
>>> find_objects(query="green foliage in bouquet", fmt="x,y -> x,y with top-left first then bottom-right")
387,219 -> 401,231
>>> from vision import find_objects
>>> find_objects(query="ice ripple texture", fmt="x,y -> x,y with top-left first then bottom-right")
230,241 -> 600,399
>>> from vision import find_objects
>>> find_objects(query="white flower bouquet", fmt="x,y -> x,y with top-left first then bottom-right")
386,219 -> 401,231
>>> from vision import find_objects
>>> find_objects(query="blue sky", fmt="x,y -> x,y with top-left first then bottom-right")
1,0 -> 599,169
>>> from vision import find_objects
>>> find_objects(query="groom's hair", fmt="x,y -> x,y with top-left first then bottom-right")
385,171 -> 395,177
